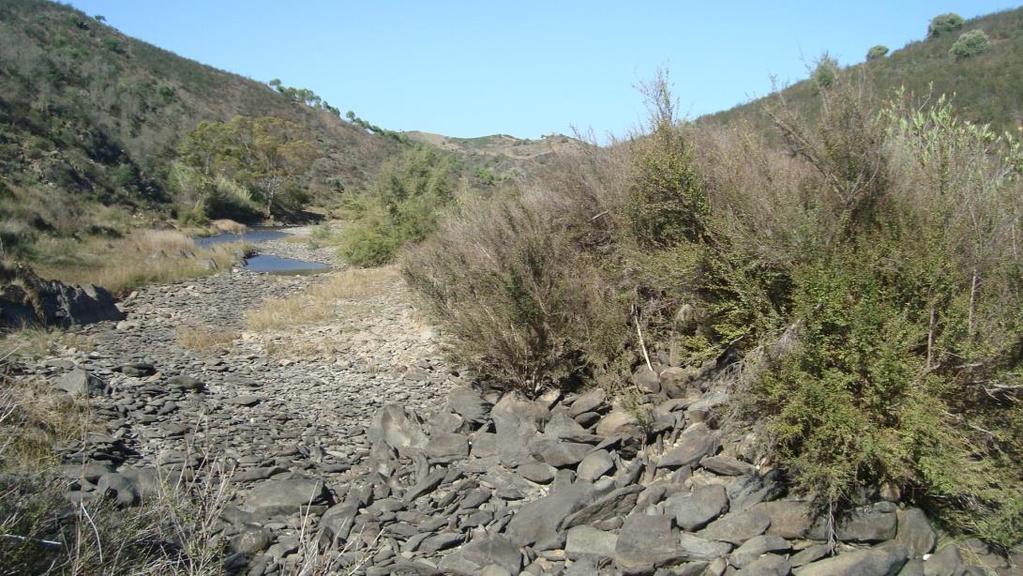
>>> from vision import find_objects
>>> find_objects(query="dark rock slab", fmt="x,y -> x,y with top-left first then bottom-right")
506,483 -> 593,549
699,508 -> 771,545
658,424 -> 719,469
795,543 -> 909,576
668,484 -> 730,532
615,513 -> 683,574
895,507 -> 936,557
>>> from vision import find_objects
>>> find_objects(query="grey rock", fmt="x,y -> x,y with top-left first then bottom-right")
576,449 -> 614,482
899,559 -> 925,576
446,386 -> 490,424
426,432 -> 469,460
632,366 -> 661,394
895,508 -> 936,557
0,268 -> 123,329
369,404 -> 428,457
242,478 -> 331,517
458,487 -> 492,510
529,438 -> 592,468
595,409 -> 641,438
231,527 -> 272,554
166,375 -> 204,392
570,388 -> 607,417
668,484 -> 730,532
615,514 -> 684,574
730,535 -> 791,568
566,525 -> 617,559
700,455 -> 755,476
791,544 -> 831,567
420,532 -> 463,553
506,483 -> 593,549
699,509 -> 771,545
562,484 -> 643,529
658,424 -> 719,469
121,362 -> 156,377
518,460 -> 557,484
404,468 -> 447,502
922,545 -> 962,576
796,543 -> 909,576
736,553 -> 790,576
56,369 -> 106,397
755,500 -> 815,539
226,395 -> 261,407
677,533 -> 733,561
834,502 -> 898,543
460,535 -> 523,575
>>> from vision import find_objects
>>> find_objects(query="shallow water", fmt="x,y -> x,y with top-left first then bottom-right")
194,228 -> 328,275
243,254 -> 329,275
194,228 -> 289,248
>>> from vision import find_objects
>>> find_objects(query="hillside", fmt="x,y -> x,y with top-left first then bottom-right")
404,131 -> 590,182
703,7 -> 1023,136
0,0 -> 403,243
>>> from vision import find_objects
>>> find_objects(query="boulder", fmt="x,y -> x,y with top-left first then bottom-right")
667,484 -> 730,531
631,367 -> 661,394
699,508 -> 771,545
730,534 -> 791,568
658,424 -> 719,469
242,478 -> 332,517
506,483 -> 593,550
56,369 -> 106,397
0,264 -> 123,329
565,525 -> 618,559
368,404 -> 428,457
795,543 -> 909,576
895,507 -> 936,557
736,554 -> 790,576
615,514 -> 684,574
569,388 -> 607,417
677,533 -> 733,561
833,502 -> 898,543
596,409 -> 641,438
562,484 -> 643,529
576,450 -> 614,481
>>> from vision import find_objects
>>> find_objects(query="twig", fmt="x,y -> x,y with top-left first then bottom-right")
1,533 -> 62,548
634,313 -> 653,372
79,501 -> 103,564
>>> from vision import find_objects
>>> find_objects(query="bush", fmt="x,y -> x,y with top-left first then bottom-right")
928,12 -> 965,37
338,146 -> 457,266
866,44 -> 889,61
949,29 -> 991,59
811,54 -> 840,90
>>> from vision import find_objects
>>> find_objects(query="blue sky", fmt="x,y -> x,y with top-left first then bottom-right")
68,1 -> 1018,139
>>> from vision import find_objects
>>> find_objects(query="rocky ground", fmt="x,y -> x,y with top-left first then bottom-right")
10,236 -> 1022,575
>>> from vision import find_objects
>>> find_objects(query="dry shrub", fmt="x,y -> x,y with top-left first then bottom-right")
175,324 -> 239,353
245,266 -> 396,331
403,186 -> 629,393
32,230 -> 249,295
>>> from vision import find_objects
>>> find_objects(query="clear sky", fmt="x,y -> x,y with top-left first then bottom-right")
67,1 -> 1019,139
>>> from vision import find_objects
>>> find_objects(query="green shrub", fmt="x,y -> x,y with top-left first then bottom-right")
949,29 -> 991,59
928,13 -> 965,38
866,45 -> 889,61
812,54 -> 840,90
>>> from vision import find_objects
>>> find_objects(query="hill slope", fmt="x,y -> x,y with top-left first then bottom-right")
703,7 -> 1023,135
0,0 -> 402,242
404,131 -> 590,182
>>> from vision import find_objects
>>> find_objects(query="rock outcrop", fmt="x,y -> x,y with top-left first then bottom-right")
1,262 -> 123,329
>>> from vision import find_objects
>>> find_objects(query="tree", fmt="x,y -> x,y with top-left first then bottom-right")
812,54 -> 840,90
866,45 -> 889,61
928,13 -> 965,38
949,29 -> 991,59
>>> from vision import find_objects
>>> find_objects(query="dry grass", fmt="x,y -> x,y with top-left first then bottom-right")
1,326 -> 94,362
32,230 -> 252,295
245,266 -> 397,331
175,324 -> 239,353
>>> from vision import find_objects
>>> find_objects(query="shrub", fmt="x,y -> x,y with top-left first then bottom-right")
811,54 -> 840,90
928,13 -> 965,38
866,44 -> 889,61
949,29 -> 991,59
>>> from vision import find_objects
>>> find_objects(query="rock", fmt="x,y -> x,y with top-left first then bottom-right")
631,366 -> 661,394
56,369 -> 106,397
832,502 -> 898,543
565,525 -> 617,559
368,404 -> 428,457
227,395 -> 261,407
677,533 -> 733,561
795,543 -> 909,576
576,450 -> 614,481
426,432 -> 469,460
120,362 -> 156,377
595,409 -> 640,438
922,545 -> 962,576
668,484 -> 730,532
895,508 -> 936,557
899,559 -> 925,575
0,265 -> 123,329
755,500 -> 815,539
736,554 -> 790,576
506,483 -> 593,550
728,470 -> 786,511
699,509 -> 771,545
97,471 -> 140,506
529,438 -> 592,468
658,424 -> 719,469
231,527 -> 272,554
658,366 -> 695,398
459,535 -> 523,575
492,393 -> 547,466
420,532 -> 463,553
700,455 -> 755,476
518,460 -> 557,484
562,484 -> 643,529
791,543 -> 831,567
730,535 -> 791,568
615,514 -> 684,574
446,386 -> 490,424
569,388 -> 607,417
242,478 -> 331,517
404,468 -> 447,502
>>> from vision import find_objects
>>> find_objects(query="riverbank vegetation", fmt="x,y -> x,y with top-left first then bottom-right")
404,69 -> 1023,548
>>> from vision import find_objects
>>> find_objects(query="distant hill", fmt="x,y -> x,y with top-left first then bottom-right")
0,0 -> 402,239
404,131 -> 590,182
703,7 -> 1023,136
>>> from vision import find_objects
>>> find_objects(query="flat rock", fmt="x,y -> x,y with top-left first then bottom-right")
834,502 -> 898,543
795,543 -> 909,576
565,525 -> 618,559
677,533 -> 733,561
595,409 -> 640,438
668,484 -> 730,532
615,514 -> 684,574
736,553 -> 790,576
227,395 -> 261,407
242,478 -> 331,517
426,432 -> 469,460
699,509 -> 771,545
562,484 -> 643,529
895,507 -> 936,557
700,454 -> 755,476
576,449 -> 614,481
56,369 -> 106,397
529,438 -> 591,468
518,460 -> 557,484
730,534 -> 791,567
658,424 -> 719,469
506,483 -> 593,550
569,388 -> 606,417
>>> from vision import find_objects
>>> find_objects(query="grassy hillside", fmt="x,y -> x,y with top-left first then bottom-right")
0,0 -> 403,247
704,7 -> 1023,136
